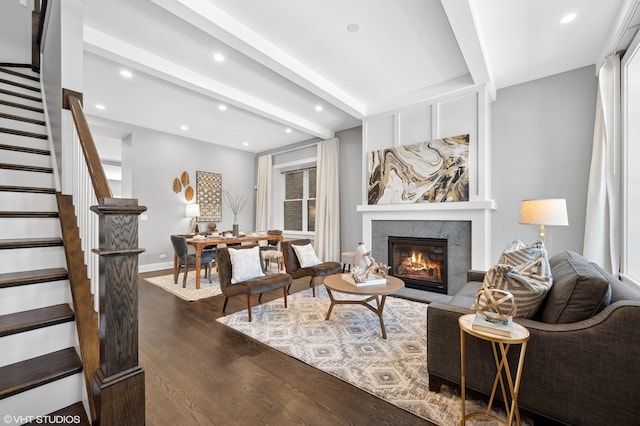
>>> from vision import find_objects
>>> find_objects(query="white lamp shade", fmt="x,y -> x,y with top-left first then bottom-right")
520,199 -> 568,226
185,203 -> 200,218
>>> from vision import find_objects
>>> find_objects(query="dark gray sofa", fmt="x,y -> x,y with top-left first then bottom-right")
427,250 -> 640,425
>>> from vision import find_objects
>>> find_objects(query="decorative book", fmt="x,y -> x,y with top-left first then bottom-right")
341,273 -> 387,287
472,313 -> 513,337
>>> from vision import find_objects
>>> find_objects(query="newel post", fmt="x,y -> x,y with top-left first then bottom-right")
91,198 -> 147,426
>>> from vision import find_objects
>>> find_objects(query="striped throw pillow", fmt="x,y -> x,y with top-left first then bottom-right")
475,240 -> 552,318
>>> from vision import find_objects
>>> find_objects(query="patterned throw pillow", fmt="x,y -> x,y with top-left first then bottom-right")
228,246 -> 265,284
474,240 -> 553,318
292,243 -> 322,268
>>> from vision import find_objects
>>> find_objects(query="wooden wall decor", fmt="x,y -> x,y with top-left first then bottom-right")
184,185 -> 194,201
196,171 -> 222,221
173,177 -> 182,193
181,171 -> 190,186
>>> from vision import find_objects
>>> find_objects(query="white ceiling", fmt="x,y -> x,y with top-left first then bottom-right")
82,0 -> 638,153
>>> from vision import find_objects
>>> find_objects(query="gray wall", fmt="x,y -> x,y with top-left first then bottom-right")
0,0 -> 33,64
491,65 -> 597,261
118,125 -> 257,269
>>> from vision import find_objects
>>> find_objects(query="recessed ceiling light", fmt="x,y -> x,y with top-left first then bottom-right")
180,125 -> 188,131
285,128 -> 292,133
219,104 -> 227,111
560,13 -> 576,24
242,141 -> 249,146
315,105 -> 323,112
346,23 -> 360,33
95,104 -> 105,110
213,53 -> 225,62
119,69 -> 133,78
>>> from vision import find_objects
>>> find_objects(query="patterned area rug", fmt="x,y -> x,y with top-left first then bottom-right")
145,271 -> 222,301
217,286 -> 529,425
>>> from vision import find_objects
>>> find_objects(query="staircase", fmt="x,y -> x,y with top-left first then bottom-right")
0,65 -> 90,424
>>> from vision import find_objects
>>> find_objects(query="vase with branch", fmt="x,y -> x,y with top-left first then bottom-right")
222,190 -> 246,236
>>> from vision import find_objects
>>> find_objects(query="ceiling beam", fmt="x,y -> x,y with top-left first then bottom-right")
149,0 -> 366,118
83,26 -> 335,140
440,0 -> 496,101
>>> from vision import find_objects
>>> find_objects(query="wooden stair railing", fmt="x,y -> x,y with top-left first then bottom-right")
63,91 -> 146,425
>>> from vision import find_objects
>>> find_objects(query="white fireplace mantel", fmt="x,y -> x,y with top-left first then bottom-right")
357,200 -> 497,271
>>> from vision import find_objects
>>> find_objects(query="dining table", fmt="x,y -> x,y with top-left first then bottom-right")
178,234 -> 284,289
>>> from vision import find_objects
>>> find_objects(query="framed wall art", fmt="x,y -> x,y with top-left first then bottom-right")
367,134 -> 469,205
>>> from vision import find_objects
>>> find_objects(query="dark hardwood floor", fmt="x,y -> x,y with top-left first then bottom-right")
138,269 -> 435,425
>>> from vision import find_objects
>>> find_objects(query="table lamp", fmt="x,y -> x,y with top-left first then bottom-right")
519,199 -> 568,243
185,203 -> 200,233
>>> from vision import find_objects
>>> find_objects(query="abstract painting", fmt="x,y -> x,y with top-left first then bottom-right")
368,134 -> 469,204
196,171 -> 222,221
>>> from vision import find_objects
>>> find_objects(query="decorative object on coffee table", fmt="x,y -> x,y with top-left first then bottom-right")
350,247 -> 390,284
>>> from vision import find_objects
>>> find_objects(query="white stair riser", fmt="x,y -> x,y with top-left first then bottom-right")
0,117 -> 45,133
0,280 -> 72,316
0,322 -> 78,367
0,217 -> 61,239
0,168 -> 54,187
0,68 -> 40,79
1,149 -> 51,168
0,373 -> 85,425
0,192 -> 57,211
0,104 -> 44,121
0,246 -> 66,274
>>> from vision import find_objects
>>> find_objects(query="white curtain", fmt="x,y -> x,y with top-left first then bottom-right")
255,154 -> 272,231
583,55 -> 620,273
315,138 -> 340,262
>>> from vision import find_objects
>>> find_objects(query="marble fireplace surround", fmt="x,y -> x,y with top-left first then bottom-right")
357,201 -> 496,295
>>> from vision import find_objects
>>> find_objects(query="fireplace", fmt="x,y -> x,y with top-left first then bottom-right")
388,236 -> 448,293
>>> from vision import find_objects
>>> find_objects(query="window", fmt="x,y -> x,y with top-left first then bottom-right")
283,167 -> 316,232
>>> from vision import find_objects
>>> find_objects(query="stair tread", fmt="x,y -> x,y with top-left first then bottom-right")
0,268 -> 68,288
0,99 -> 44,113
0,163 -> 53,173
0,211 -> 58,218
0,87 -> 42,103
0,238 -> 63,250
0,67 -> 40,83
25,402 -> 90,426
0,348 -> 82,400
0,143 -> 49,156
0,127 -> 48,139
0,112 -> 45,126
0,185 -> 55,194
0,304 -> 74,337
0,77 -> 40,93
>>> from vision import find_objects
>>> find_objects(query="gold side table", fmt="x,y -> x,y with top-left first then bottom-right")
458,314 -> 530,426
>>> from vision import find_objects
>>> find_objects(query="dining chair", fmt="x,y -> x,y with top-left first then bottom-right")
170,235 -> 216,287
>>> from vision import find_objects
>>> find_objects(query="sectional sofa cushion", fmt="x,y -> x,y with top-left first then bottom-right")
540,250 -> 612,323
